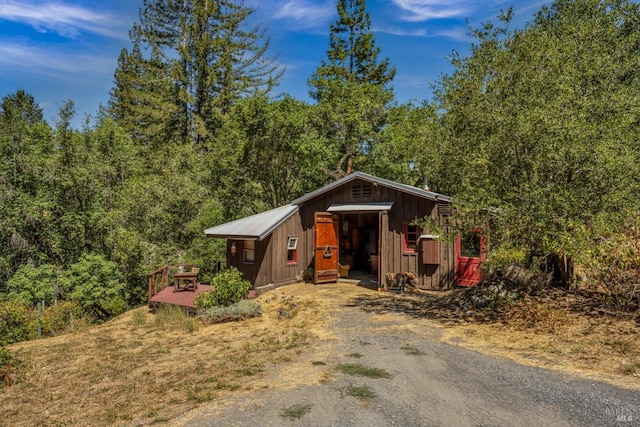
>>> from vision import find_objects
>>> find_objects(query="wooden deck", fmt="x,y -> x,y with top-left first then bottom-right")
148,284 -> 213,313
148,284 -> 259,314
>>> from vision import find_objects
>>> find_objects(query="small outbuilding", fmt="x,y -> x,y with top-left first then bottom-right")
204,172 -> 485,293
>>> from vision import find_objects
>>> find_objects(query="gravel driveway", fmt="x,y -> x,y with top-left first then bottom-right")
173,292 -> 639,427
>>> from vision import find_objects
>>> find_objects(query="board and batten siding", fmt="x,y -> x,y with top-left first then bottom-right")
296,178 -> 456,290
226,213 -> 304,289
227,178 -> 456,290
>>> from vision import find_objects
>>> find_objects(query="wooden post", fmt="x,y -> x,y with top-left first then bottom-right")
37,301 -> 42,338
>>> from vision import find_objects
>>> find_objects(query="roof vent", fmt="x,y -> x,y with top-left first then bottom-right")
352,182 -> 372,199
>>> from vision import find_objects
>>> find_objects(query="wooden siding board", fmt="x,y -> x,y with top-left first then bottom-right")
380,211 -> 389,290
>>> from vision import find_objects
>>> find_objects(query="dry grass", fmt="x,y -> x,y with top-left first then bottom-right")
442,291 -> 640,386
1,285 -> 331,427
2,282 -> 638,427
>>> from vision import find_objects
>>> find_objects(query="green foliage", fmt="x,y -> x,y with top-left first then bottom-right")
309,0 -> 395,101
5,264 -> 58,307
313,81 -> 393,177
586,230 -> 640,307
309,0 -> 395,177
484,246 -> 530,273
60,253 -> 126,318
0,346 -> 23,388
0,347 -> 19,368
342,384 -> 377,401
335,363 -> 393,379
185,201 -> 227,284
0,91 -> 55,284
118,0 -> 283,145
366,101 -> 444,187
35,301 -> 84,337
154,305 -> 199,333
215,96 -> 330,211
0,301 -> 33,345
198,300 -> 262,323
280,403 -> 313,421
194,268 -> 251,309
434,0 -> 640,283
108,43 -> 179,147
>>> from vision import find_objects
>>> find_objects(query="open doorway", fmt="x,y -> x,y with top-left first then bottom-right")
338,213 -> 379,282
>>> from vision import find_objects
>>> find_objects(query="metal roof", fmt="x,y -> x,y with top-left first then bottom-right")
327,202 -> 394,212
204,173 -> 452,241
290,171 -> 452,205
204,204 -> 298,241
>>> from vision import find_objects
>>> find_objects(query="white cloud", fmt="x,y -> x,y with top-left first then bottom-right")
375,26 -> 427,37
0,41 -> 115,77
391,0 -> 471,22
431,26 -> 470,42
375,24 -> 470,42
271,0 -> 335,28
0,1 -> 126,39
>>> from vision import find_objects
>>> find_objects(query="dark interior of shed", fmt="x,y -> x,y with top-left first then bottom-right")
338,213 -> 378,274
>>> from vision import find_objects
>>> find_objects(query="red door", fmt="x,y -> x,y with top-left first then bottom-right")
455,229 -> 485,286
314,212 -> 339,283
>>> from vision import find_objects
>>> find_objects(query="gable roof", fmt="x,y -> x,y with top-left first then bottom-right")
204,204 -> 298,241
290,171 -> 452,205
204,172 -> 452,240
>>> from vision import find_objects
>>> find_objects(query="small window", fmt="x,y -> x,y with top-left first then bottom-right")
460,232 -> 481,258
404,224 -> 419,253
243,240 -> 255,263
287,237 -> 298,264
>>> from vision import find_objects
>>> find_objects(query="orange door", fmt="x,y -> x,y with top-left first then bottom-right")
455,229 -> 485,286
314,212 -> 339,283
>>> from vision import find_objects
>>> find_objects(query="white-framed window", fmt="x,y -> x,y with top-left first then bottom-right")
243,240 -> 255,263
287,237 -> 298,264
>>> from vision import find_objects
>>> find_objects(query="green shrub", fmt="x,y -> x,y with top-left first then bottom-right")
6,264 -> 58,307
195,268 -> 251,309
0,347 -> 23,387
483,246 -> 529,273
586,233 -> 640,307
0,347 -> 17,368
60,253 -> 126,318
34,301 -> 84,337
198,300 -> 262,323
0,301 -> 33,345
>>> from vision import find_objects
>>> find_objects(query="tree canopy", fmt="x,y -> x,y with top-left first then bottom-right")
110,0 -> 283,146
309,0 -> 396,177
3,0 -> 640,341
434,0 -> 640,280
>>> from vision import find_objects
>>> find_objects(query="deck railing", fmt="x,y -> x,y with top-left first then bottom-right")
148,265 -> 170,300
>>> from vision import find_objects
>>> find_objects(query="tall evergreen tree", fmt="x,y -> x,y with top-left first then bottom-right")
309,0 -> 395,101
109,43 -> 179,148
110,0 -> 283,146
309,0 -> 395,176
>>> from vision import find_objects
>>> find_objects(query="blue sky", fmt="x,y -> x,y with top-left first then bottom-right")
0,0 -> 549,126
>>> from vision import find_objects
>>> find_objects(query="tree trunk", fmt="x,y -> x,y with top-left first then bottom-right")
550,254 -> 574,288
346,154 -> 353,175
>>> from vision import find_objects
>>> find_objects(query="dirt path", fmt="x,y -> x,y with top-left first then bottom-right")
172,286 -> 639,427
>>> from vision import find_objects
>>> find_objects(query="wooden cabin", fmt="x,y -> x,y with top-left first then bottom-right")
204,172 -> 485,293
